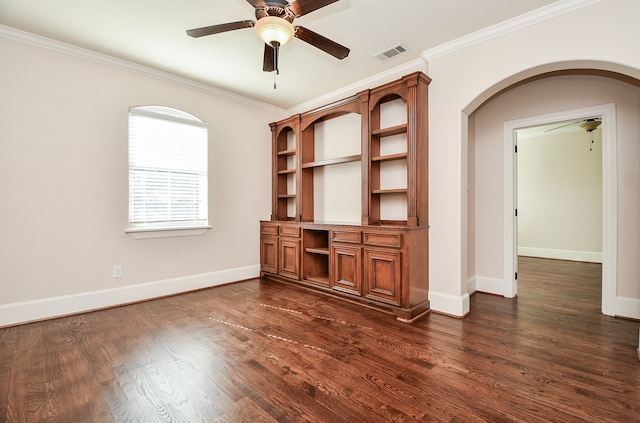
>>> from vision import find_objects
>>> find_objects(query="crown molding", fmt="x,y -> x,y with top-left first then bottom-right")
287,57 -> 427,114
1,0 -> 599,116
421,0 -> 601,62
0,24 -> 286,115
290,0 -> 600,113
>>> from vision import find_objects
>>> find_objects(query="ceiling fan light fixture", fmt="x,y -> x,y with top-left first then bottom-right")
580,119 -> 602,132
255,16 -> 294,46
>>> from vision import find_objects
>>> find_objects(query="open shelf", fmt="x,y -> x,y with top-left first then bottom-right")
303,228 -> 329,248
302,154 -> 362,169
371,152 -> 407,162
305,274 -> 330,285
372,123 -> 407,137
277,148 -> 296,156
303,228 -> 330,286
305,247 -> 329,255
372,188 -> 408,194
277,168 -> 297,175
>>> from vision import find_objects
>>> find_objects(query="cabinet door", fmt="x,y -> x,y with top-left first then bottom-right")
279,239 -> 301,280
331,245 -> 362,295
260,236 -> 278,274
364,248 -> 401,306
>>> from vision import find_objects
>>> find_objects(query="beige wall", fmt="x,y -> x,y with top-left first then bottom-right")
0,36 -> 281,323
517,127 -> 603,262
3,0 -> 640,322
469,74 -> 640,300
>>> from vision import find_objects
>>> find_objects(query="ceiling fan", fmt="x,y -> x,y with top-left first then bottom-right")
545,118 -> 602,151
186,0 -> 350,76
545,118 -> 602,133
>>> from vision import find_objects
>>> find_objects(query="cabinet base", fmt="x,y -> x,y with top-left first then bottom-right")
261,272 -> 430,323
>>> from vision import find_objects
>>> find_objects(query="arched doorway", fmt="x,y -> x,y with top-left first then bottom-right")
465,67 -> 640,317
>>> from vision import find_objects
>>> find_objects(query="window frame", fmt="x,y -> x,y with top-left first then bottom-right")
126,106 -> 211,239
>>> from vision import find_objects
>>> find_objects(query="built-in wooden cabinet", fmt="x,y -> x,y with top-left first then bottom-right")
261,72 -> 431,322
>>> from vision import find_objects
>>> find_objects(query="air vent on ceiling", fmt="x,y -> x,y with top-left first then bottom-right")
374,44 -> 410,61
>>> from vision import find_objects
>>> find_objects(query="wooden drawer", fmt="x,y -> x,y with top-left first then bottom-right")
261,223 -> 278,236
332,229 -> 361,244
279,225 -> 301,238
363,231 -> 402,248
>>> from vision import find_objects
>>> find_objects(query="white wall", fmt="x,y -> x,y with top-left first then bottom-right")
517,127 -> 603,262
0,35 -> 282,325
426,0 -> 640,317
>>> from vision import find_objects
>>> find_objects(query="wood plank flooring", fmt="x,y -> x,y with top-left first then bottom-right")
1,256 -> 638,422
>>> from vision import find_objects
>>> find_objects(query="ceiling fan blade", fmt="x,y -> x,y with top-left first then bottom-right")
289,0 -> 340,17
245,0 -> 267,7
294,26 -> 349,59
544,119 -> 583,132
263,44 -> 276,72
187,20 -> 255,38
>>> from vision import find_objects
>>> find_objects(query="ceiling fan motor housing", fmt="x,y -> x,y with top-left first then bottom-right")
256,1 -> 295,22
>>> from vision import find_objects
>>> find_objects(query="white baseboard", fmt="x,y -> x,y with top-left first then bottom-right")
0,265 -> 260,327
474,276 -> 505,296
429,291 -> 470,317
614,296 -> 640,320
518,247 -> 602,263
467,276 -> 477,295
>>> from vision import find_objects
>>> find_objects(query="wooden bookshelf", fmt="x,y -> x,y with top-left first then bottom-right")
261,72 -> 431,322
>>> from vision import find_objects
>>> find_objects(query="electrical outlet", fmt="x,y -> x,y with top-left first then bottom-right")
112,265 -> 122,278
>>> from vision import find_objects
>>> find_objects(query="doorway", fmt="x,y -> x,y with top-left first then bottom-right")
503,104 -> 617,315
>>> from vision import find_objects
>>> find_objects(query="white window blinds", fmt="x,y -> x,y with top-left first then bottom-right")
128,106 -> 208,229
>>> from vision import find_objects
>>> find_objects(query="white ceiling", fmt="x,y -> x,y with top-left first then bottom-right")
0,0 -> 561,109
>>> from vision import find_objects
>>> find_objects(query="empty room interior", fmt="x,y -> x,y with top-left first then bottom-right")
1,0 -> 639,421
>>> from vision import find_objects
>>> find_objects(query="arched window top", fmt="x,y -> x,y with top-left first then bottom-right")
129,106 -> 207,128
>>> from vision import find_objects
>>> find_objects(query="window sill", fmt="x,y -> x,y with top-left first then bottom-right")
126,226 -> 211,239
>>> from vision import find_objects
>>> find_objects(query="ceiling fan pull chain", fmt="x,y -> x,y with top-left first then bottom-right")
272,41 -> 280,89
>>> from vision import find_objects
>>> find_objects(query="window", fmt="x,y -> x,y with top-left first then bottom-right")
127,106 -> 209,238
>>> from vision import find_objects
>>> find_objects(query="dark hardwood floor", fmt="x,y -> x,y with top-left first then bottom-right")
1,256 -> 638,422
